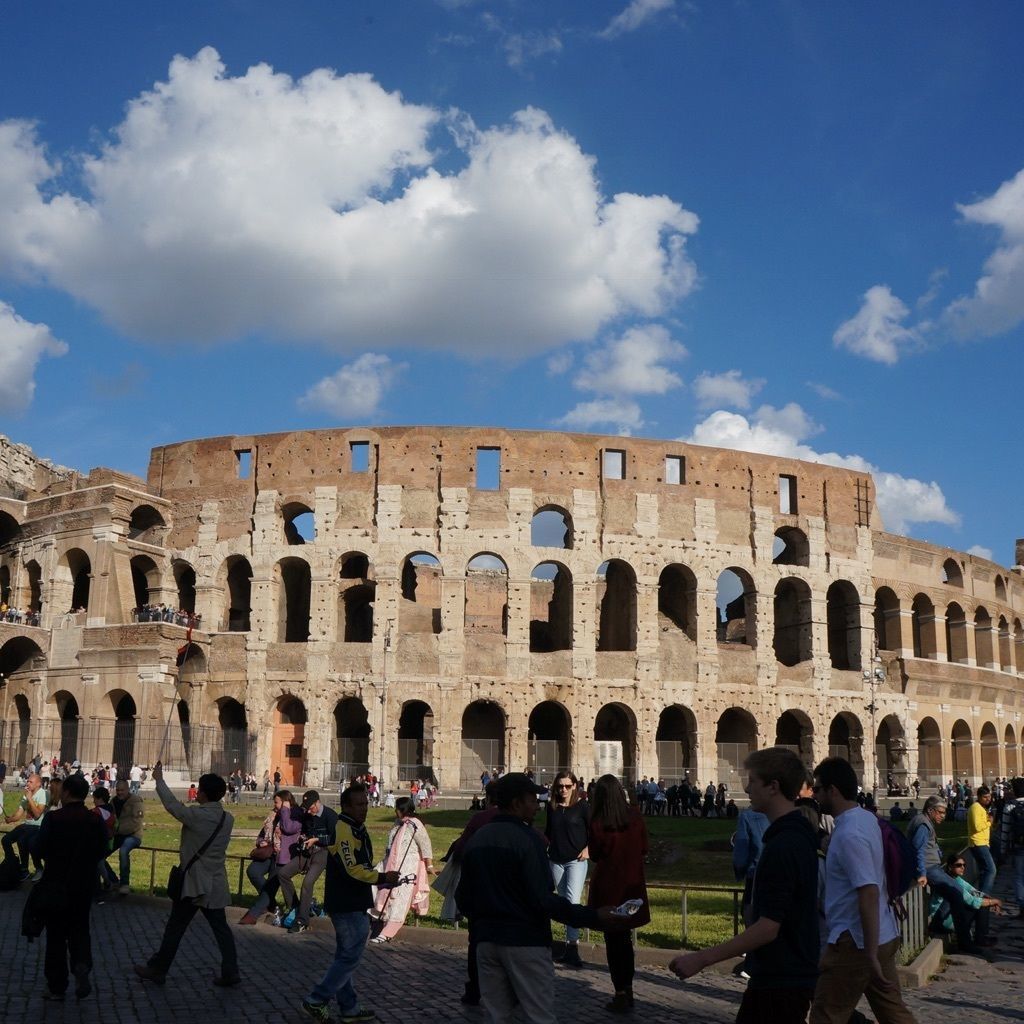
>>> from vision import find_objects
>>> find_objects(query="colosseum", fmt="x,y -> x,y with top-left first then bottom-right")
1,426 -> 1022,795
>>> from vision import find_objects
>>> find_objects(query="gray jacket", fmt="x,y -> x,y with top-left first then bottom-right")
907,811 -> 940,873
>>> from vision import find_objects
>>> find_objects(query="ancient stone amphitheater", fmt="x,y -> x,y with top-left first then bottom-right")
1,427 -> 1021,793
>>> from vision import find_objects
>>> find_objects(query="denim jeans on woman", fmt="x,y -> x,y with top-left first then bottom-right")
550,859 -> 588,944
308,911 -> 371,1014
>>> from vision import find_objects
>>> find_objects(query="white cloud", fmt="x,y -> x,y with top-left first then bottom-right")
546,351 -> 573,376
688,403 -> 959,534
944,167 -> 1024,338
600,0 -> 676,39
692,369 -> 764,410
558,397 -> 643,434
298,353 -> 405,418
833,284 -> 921,364
0,50 -> 699,357
967,544 -> 994,561
0,300 -> 68,414
806,381 -> 842,401
575,324 -> 686,395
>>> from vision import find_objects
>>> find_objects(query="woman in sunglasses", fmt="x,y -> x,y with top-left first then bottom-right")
546,771 -> 591,968
929,852 -> 1002,946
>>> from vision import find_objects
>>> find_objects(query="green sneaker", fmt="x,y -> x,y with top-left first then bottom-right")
340,1009 -> 376,1023
300,1000 -> 331,1023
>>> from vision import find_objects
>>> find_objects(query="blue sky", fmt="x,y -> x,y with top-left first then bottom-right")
1,2 -> 1022,563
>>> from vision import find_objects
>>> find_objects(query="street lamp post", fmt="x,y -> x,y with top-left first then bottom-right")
378,618 -> 394,788
863,651 -> 885,799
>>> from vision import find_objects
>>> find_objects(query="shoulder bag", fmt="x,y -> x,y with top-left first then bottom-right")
167,809 -> 227,902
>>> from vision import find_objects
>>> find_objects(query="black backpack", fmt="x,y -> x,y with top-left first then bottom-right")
0,855 -> 23,892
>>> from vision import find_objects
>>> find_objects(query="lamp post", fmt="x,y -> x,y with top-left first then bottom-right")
863,651 -> 885,799
378,618 -> 394,788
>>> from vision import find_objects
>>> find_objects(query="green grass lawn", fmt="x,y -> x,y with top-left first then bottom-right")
1,791 -> 970,951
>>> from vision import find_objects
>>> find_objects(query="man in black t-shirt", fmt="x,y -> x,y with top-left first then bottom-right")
670,747 -> 820,1023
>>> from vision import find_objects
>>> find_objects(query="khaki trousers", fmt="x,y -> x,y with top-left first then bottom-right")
809,934 -> 916,1024
477,942 -> 558,1024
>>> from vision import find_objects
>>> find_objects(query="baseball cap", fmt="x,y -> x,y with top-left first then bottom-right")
493,772 -> 547,808
301,790 -> 320,809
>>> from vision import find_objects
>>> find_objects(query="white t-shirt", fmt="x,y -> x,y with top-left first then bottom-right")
130,765 -> 142,783
823,806 -> 899,948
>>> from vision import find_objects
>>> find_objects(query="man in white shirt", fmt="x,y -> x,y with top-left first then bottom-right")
129,764 -> 143,795
809,757 -> 916,1024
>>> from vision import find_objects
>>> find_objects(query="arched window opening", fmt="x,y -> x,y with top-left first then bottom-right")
597,560 -> 637,652
1006,724 -> 1019,778
466,553 -> 508,637
225,556 -> 252,632
277,557 -> 311,643
333,698 -> 371,780
917,717 -> 942,786
772,527 -> 809,567
63,548 -> 92,612
531,507 -> 573,549
657,705 -> 697,783
775,710 -> 813,766
658,564 -> 697,641
174,561 -> 197,615
716,708 -> 758,789
873,587 -> 900,652
981,721 -> 1000,782
716,568 -> 756,647
773,578 -> 812,666
876,716 -> 907,793
55,692 -> 80,764
460,701 -> 506,788
214,699 -> 249,776
400,553 -> 442,634
910,594 -> 936,659
996,575 -> 1008,602
0,564 -> 10,607
827,580 -> 862,671
398,701 -> 435,783
0,636 -> 43,679
338,553 -> 374,643
25,560 -> 42,613
340,552 -> 370,579
283,503 -> 315,545
112,692 -> 137,768
529,562 -> 572,652
951,719 -> 973,780
998,615 -> 1013,672
527,701 -> 571,785
130,555 -> 160,613
273,696 -> 307,787
0,511 -> 21,549
828,713 -> 864,777
177,700 -> 192,766
974,606 -> 994,669
945,603 -> 968,663
1016,619 -> 1024,675
594,703 -> 637,783
942,558 -> 963,588
128,505 -> 165,543
14,694 -> 31,766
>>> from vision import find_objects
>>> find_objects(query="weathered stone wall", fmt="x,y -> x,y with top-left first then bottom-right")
0,435 -> 78,500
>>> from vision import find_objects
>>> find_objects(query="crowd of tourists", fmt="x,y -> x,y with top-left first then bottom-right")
131,604 -> 202,628
0,603 -> 41,626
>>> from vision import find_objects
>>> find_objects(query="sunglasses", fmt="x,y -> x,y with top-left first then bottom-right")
556,784 -> 574,789
952,862 -> 966,868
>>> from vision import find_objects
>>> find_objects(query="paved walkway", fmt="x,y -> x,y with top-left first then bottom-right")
2,887 -> 1024,1023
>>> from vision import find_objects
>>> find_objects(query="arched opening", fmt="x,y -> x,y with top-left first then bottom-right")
277,557 -> 311,643
400,553 -> 442,635
951,719 -> 973,780
54,691 -> 80,764
996,575 -> 1008,602
981,721 -> 1000,782
911,594 -> 937,659
998,615 -> 1013,672
13,693 -> 31,766
917,717 -> 942,785
876,715 -> 907,792
282,502 -> 315,545
225,556 -> 252,632
658,564 -> 697,641
716,568 -> 756,646
1016,619 -> 1024,676
716,708 -> 758,789
174,560 -> 197,615
111,692 -> 137,768
24,560 -> 42,613
773,577 -> 812,666
338,552 -> 374,643
657,705 -> 697,782
827,580 -> 862,671
1006,724 -> 1019,778
828,712 -> 864,777
130,554 -> 160,612
0,636 -> 43,681
874,587 -> 901,652
177,700 -> 191,766
273,696 -> 307,787
772,527 -> 809,566
942,558 -> 963,588
0,511 -> 21,549
214,699 -> 249,776
333,697 -> 371,779
63,548 -> 92,612
531,506 -> 573,549
596,560 -> 637,652
945,603 -> 968,664
128,504 -> 165,543
398,700 -> 435,783
594,703 -> 637,782
465,553 -> 508,637
974,606 -> 995,669
775,710 -> 814,767
529,562 -> 573,652
527,701 -> 571,785
460,700 -> 506,788
0,564 -> 10,607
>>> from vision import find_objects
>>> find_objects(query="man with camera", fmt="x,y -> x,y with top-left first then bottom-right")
280,789 -> 338,934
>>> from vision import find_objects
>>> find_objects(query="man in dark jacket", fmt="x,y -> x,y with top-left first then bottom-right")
300,784 -> 399,1023
34,772 -> 109,1001
455,773 -> 616,1024
281,789 -> 339,934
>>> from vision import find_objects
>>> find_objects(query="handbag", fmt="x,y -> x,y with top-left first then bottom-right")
167,809 -> 226,902
249,843 -> 274,862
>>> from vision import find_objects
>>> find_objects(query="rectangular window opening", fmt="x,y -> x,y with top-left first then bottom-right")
603,448 -> 626,480
665,455 -> 685,485
780,474 -> 798,514
350,441 -> 369,473
476,447 -> 501,490
236,450 -> 252,479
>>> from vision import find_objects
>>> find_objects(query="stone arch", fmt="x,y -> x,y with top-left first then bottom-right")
775,709 -> 814,767
529,562 -> 572,652
531,506 -> 573,549
223,555 -> 252,632
1006,724 -> 1019,778
945,602 -> 968,664
911,594 -> 937,659
109,690 -> 137,769
981,721 -> 1000,781
130,554 -> 161,611
273,695 -> 307,787
276,556 -> 311,643
951,719 -> 973,780
461,700 -> 506,788
0,564 -> 10,607
657,704 -> 697,782
333,697 -> 371,779
12,693 -> 31,766
716,567 -> 757,647
1016,619 -> 1024,675
998,615 -> 1013,672
338,552 -> 374,643
0,510 -> 21,549
658,564 -> 697,641
128,504 -> 166,543
827,580 -> 862,671
0,635 -> 43,679
400,553 -> 442,635
173,560 -> 197,615
773,577 -> 812,666
24,560 -> 42,613
974,606 -> 994,668
58,547 -> 92,613
282,501 -> 315,545
874,587 -> 901,652
465,553 -> 508,637
917,717 -> 942,784
876,715 -> 908,791
398,700 -> 435,782
52,690 -> 80,764
773,526 -> 809,567
594,702 -> 637,782
715,707 -> 758,788
214,698 -> 250,776
942,558 -> 963,588
528,701 -> 571,784
828,711 -> 865,777
597,559 -> 637,652
996,575 -> 1008,603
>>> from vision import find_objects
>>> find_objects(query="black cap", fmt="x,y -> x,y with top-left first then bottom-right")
301,790 -> 320,809
493,772 -> 547,808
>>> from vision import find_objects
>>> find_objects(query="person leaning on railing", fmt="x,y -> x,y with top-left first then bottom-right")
106,779 -> 144,894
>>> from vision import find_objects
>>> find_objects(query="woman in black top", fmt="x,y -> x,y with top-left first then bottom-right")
545,771 -> 590,967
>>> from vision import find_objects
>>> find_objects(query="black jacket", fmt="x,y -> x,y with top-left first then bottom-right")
324,813 -> 377,913
35,802 -> 109,904
302,805 -> 339,849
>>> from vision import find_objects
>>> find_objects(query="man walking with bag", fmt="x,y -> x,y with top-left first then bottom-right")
134,765 -> 239,986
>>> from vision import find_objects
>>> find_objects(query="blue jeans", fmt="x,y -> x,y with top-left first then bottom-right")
969,845 -> 996,895
550,859 -> 589,943
308,911 -> 371,1013
112,834 -> 142,887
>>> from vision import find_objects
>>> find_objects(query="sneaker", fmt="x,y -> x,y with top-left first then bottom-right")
300,1000 -> 331,1023
368,935 -> 389,944
288,921 -> 309,934
29,869 -> 43,882
340,1009 -> 376,1023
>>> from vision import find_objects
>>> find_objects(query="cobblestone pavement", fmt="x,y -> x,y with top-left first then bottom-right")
2,887 -> 1023,1024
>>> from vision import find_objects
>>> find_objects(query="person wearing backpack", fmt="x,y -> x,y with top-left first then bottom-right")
995,776 -> 1024,916
808,757 -> 917,1024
